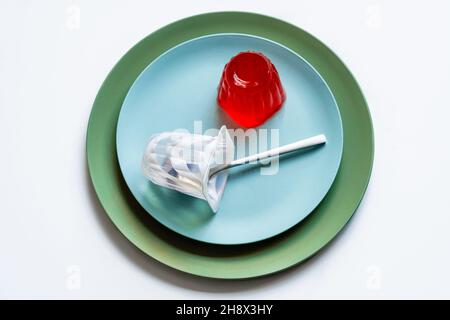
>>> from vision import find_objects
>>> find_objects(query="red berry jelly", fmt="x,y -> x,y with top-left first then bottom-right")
218,51 -> 286,127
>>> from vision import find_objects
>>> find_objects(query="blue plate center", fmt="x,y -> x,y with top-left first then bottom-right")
116,34 -> 343,244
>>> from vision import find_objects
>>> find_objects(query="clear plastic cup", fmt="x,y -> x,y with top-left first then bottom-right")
141,126 -> 234,212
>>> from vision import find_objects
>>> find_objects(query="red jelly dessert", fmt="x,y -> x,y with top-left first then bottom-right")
218,51 -> 286,127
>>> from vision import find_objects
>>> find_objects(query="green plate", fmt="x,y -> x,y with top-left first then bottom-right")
87,12 -> 374,279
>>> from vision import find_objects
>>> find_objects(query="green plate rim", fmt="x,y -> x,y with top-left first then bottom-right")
86,11 -> 374,279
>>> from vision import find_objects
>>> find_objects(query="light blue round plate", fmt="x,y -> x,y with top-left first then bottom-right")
116,34 -> 343,245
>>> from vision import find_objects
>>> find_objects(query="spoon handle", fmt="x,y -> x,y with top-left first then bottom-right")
210,134 -> 327,177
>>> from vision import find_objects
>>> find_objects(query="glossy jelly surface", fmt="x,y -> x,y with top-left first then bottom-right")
218,51 -> 286,127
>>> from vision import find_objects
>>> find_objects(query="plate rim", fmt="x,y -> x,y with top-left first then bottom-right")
115,32 -> 344,245
86,11 -> 374,279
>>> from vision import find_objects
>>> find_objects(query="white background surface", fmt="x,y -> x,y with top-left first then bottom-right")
1,0 -> 449,299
